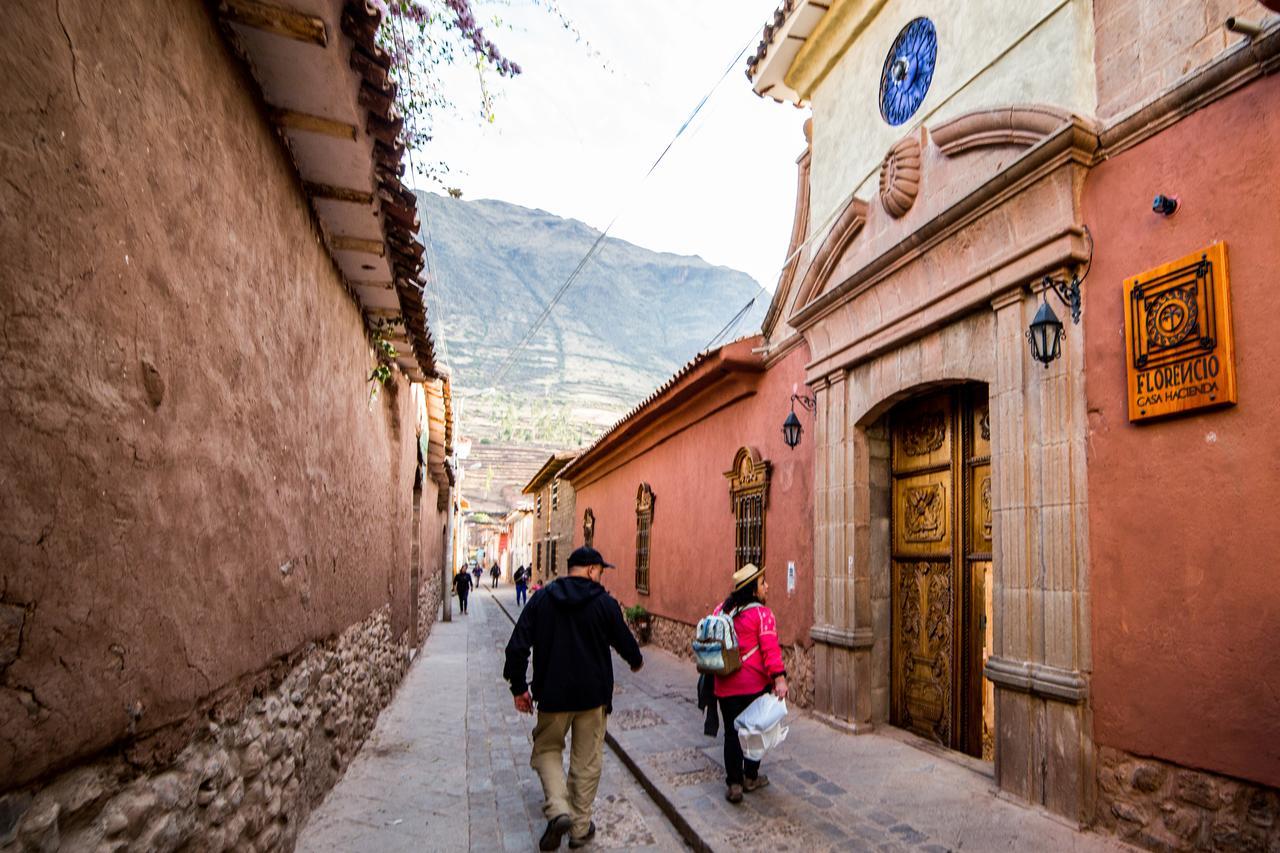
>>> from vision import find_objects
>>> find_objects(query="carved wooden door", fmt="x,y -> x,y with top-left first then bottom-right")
890,386 -> 990,757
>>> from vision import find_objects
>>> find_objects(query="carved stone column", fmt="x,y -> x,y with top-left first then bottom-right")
986,285 -> 1094,822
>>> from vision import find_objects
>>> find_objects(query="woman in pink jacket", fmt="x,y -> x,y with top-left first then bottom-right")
713,563 -> 788,803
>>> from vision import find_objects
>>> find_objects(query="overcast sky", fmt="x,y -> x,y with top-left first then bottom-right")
413,0 -> 810,292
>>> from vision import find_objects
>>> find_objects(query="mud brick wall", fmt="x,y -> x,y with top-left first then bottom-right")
647,615 -> 814,710
1,608 -> 408,853
1095,747 -> 1279,852
0,0 -> 422,792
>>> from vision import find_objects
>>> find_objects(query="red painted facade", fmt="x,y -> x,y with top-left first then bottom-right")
1083,73 -> 1280,788
565,337 -> 815,646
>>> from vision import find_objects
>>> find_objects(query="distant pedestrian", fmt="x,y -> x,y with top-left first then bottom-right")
473,563 -> 483,588
713,563 -> 787,804
504,547 -> 643,850
453,568 -> 474,614
514,564 -> 529,607
490,562 -> 501,589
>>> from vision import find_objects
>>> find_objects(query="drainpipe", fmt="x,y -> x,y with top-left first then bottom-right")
442,486 -> 454,623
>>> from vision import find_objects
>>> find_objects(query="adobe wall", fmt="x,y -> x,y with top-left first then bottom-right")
573,344 -> 815,648
1082,73 -> 1280,797
0,0 -> 421,795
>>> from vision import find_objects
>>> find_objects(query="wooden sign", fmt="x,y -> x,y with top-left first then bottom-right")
1124,242 -> 1237,422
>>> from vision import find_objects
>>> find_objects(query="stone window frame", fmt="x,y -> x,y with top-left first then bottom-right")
724,446 -> 771,570
635,483 -> 654,595
583,508 -> 595,548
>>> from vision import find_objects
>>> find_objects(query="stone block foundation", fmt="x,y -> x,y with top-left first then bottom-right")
645,614 -> 815,710
0,606 -> 410,853
1096,746 -> 1279,852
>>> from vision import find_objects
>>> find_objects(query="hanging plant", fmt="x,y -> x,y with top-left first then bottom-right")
368,321 -> 401,404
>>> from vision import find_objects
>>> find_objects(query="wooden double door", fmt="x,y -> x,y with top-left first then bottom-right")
889,386 -> 993,759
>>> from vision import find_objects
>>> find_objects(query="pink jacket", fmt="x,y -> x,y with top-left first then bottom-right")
712,603 -> 786,698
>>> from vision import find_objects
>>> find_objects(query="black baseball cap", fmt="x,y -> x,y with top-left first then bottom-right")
566,546 -> 614,569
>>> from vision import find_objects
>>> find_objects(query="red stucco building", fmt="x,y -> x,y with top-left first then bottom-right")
562,336 -> 817,703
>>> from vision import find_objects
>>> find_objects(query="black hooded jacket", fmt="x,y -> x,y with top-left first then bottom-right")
503,575 -> 643,713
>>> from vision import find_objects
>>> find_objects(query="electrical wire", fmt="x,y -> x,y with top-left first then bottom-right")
485,23 -> 764,389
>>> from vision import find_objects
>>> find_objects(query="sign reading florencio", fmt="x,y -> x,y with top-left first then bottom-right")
1123,242 -> 1237,422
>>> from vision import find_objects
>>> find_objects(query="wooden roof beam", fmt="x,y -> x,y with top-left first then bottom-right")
331,235 -> 385,256
219,0 -> 327,46
303,181 -> 374,205
270,108 -> 357,140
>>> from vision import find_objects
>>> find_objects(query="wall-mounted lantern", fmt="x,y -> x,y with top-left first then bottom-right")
1026,227 -> 1091,367
782,392 -> 817,449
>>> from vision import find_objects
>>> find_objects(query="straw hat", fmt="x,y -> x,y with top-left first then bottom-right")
732,563 -> 766,590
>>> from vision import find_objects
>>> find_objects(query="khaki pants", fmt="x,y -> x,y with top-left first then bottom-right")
530,705 -> 606,837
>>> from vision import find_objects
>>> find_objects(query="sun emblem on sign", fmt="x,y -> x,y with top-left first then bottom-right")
1145,286 -> 1199,349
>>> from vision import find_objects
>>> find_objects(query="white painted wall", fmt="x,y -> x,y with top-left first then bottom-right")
806,0 -> 1097,236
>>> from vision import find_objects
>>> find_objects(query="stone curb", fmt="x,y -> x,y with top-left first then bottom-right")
483,588 -> 713,853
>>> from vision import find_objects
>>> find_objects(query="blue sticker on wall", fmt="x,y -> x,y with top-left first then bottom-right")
878,18 -> 937,127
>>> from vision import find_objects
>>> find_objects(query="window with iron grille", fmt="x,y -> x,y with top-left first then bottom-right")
635,483 -> 654,594
548,539 -> 558,577
535,494 -> 542,519
551,479 -> 559,510
725,447 -> 770,571
536,542 -> 542,575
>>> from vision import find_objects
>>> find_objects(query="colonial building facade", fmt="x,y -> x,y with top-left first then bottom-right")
749,0 -> 1279,845
562,336 -> 817,703
523,452 -> 579,582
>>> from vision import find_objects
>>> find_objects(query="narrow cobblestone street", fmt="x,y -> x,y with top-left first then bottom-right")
298,586 -> 1132,852
296,589 -> 684,852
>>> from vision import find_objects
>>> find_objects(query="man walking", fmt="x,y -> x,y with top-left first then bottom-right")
452,567 -> 473,614
504,547 -> 643,850
490,561 -> 501,589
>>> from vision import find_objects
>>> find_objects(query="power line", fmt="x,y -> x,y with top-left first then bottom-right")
486,24 -> 764,390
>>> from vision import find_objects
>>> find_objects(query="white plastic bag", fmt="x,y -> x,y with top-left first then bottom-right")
734,694 -> 789,761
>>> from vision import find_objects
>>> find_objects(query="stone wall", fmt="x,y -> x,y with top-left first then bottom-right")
1093,0 -> 1260,120
645,615 -> 815,710
1095,747 -> 1279,852
415,563 -> 444,648
0,607 -> 408,853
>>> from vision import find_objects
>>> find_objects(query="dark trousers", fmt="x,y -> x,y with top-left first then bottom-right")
516,583 -> 528,606
718,691 -> 766,786
457,591 -> 469,613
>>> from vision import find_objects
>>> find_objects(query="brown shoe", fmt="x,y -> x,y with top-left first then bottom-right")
725,784 -> 743,804
743,774 -> 770,793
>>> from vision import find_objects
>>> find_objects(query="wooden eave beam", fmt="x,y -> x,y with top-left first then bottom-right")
331,235 -> 385,256
219,0 -> 327,46
303,181 -> 374,205
270,108 -> 357,140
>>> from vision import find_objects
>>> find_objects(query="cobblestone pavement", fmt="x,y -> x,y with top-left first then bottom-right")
297,588 -> 685,852
487,587 -> 1132,853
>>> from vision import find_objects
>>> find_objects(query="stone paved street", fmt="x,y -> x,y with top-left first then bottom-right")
299,583 -> 1136,851
297,589 -> 685,852
489,587 -> 1132,853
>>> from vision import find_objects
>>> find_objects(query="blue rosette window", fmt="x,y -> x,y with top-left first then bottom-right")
878,17 -> 938,126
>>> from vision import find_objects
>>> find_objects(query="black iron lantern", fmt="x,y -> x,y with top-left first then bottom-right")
1025,226 -> 1091,366
1027,299 -> 1063,367
782,392 -> 816,449
782,410 -> 803,448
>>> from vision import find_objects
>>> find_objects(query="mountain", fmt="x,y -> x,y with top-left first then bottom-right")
416,192 -> 767,459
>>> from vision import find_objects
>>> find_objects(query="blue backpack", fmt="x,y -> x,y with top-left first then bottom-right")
692,603 -> 761,676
